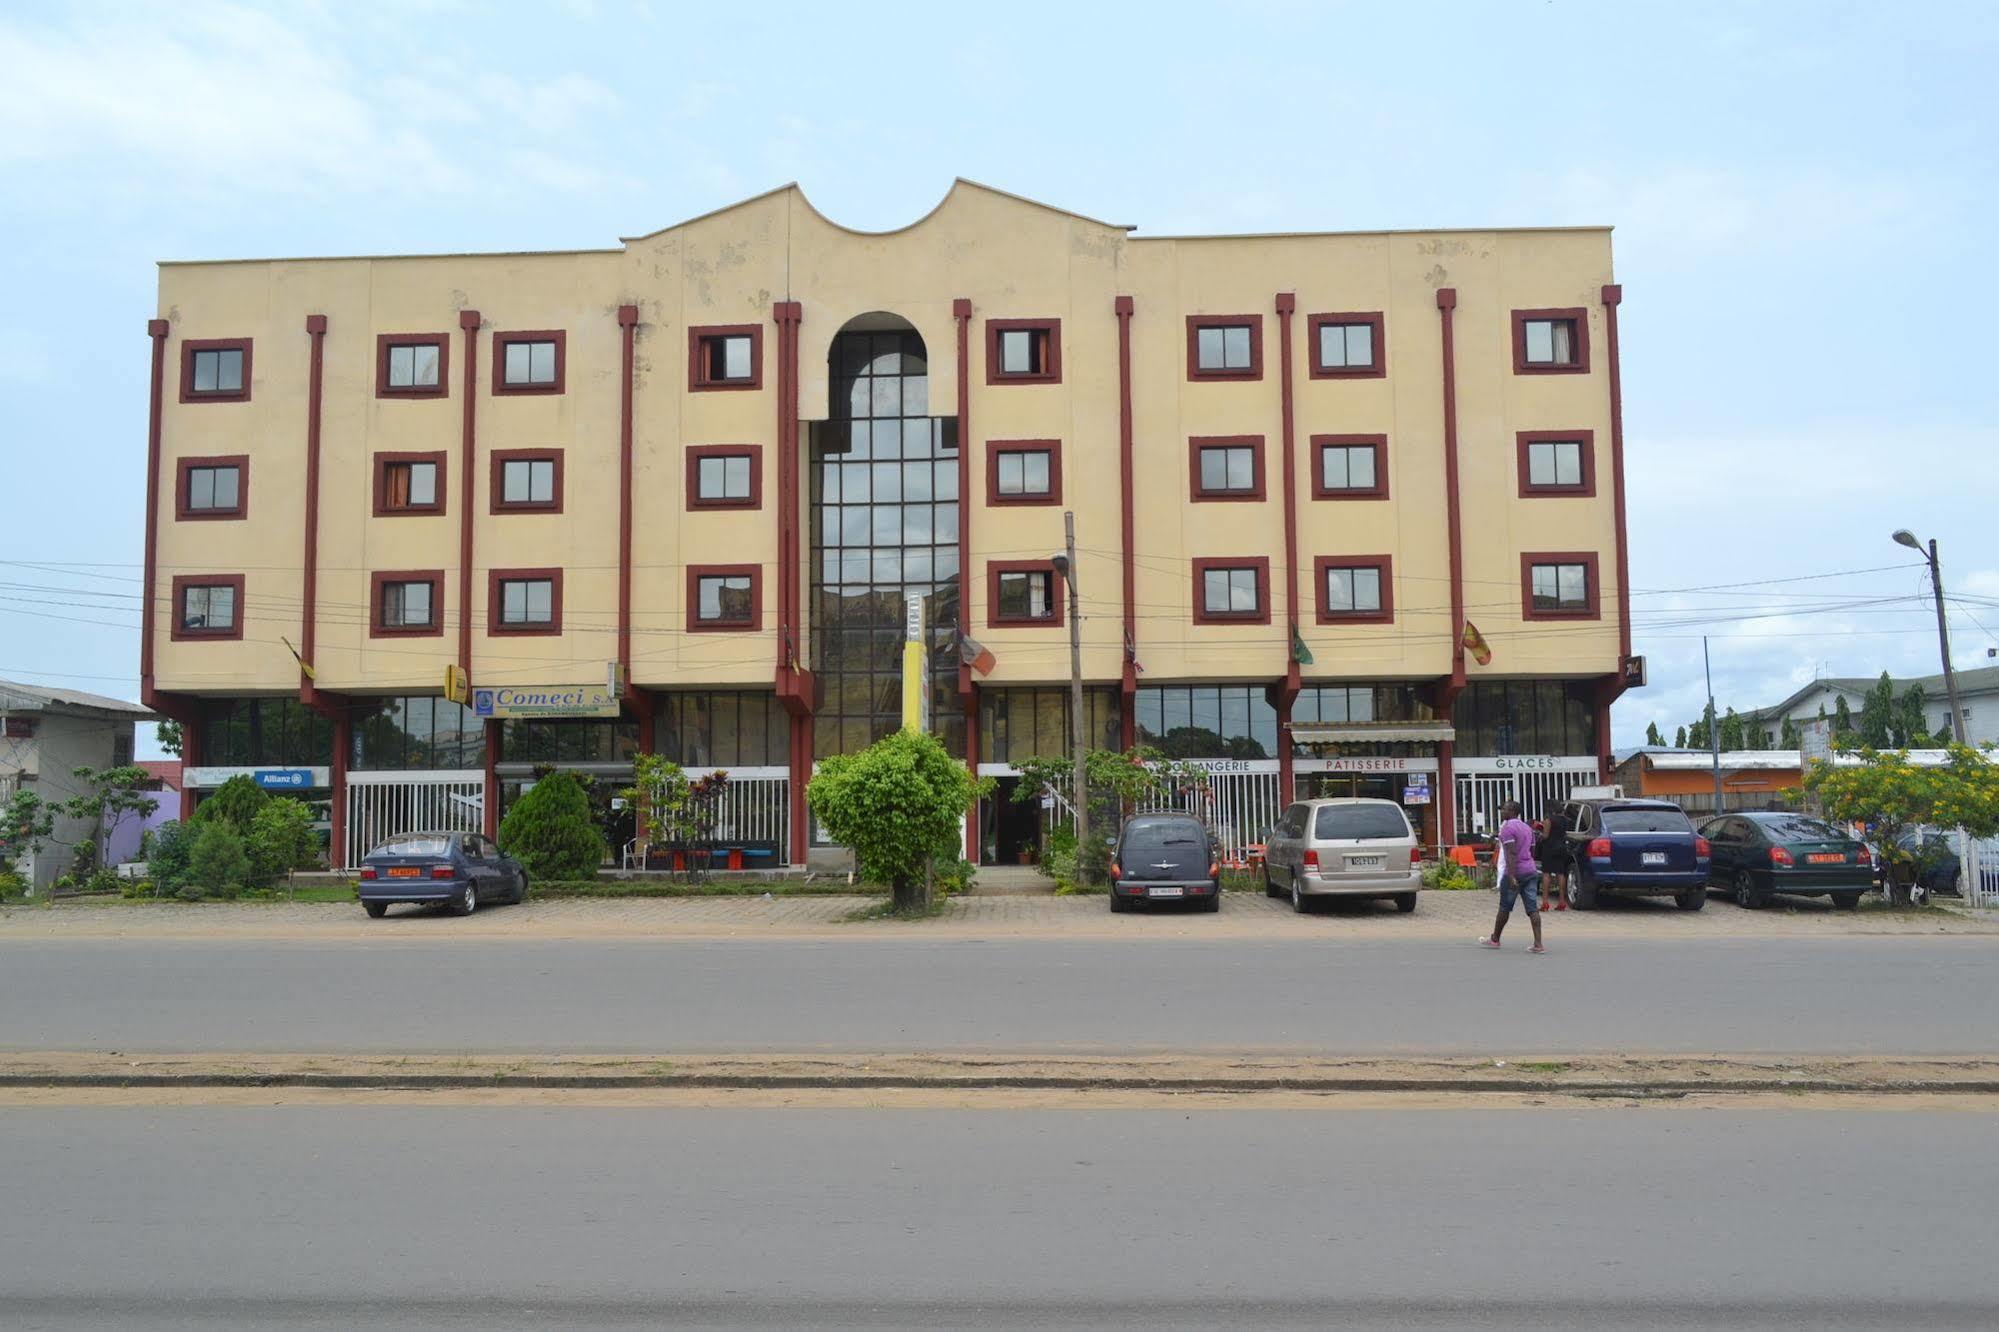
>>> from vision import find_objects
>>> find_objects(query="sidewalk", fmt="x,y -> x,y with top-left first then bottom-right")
4,889 -> 1993,941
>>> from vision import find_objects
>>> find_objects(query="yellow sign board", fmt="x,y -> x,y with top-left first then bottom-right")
443,664 -> 470,705
901,594 -> 929,732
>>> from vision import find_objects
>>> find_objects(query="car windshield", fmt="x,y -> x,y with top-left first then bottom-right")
1123,819 -> 1205,849
377,836 -> 453,857
1313,805 -> 1410,840
1600,808 -> 1691,833
1758,816 -> 1843,843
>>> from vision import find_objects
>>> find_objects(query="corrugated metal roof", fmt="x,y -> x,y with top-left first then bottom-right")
0,680 -> 156,718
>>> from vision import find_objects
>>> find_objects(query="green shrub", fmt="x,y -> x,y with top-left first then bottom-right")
192,775 -> 270,836
0,866 -> 26,900
120,875 -> 154,900
143,822 -> 195,897
498,770 -> 608,880
807,731 -> 986,913
247,798 -> 319,887
932,857 -> 976,897
187,822 -> 250,900
84,868 -> 122,895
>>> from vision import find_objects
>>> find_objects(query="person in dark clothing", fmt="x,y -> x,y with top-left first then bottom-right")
1537,805 -> 1573,912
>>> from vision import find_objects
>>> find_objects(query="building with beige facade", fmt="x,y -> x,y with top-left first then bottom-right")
141,180 -> 1637,867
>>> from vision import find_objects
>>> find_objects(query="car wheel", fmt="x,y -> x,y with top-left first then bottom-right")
1201,891 -> 1221,913
451,880 -> 477,916
1569,873 -> 1598,911
514,872 -> 529,905
1109,891 -> 1128,913
1263,865 -> 1280,898
1675,886 -> 1706,912
1291,877 -> 1310,914
1830,891 -> 1861,911
1733,870 -> 1768,910
363,901 -> 388,919
1394,892 -> 1417,914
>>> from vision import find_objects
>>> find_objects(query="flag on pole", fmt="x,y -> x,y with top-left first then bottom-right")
282,636 -> 317,681
1461,620 -> 1493,667
958,632 -> 996,677
1289,623 -> 1314,666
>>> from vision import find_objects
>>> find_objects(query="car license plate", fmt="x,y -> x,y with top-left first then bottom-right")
1807,853 -> 1843,864
1641,852 -> 1667,866
1148,885 -> 1184,899
1347,856 -> 1384,869
386,866 -> 422,878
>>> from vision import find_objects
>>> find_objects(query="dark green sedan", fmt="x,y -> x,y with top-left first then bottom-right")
1696,812 -> 1873,910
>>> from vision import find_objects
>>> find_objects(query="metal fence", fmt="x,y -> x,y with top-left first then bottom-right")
1157,768 -> 1283,865
682,766 -> 791,863
1454,766 -> 1601,840
344,770 -> 485,870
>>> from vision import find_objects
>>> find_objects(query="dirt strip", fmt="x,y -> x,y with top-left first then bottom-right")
8,1051 -> 1999,1097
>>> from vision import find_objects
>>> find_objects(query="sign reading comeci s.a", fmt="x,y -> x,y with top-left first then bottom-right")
471,686 -> 622,719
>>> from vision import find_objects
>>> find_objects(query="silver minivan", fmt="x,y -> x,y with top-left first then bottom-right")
1262,798 -> 1422,913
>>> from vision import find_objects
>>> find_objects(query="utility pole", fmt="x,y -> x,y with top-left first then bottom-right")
1055,512 -> 1088,863
1891,532 -> 1967,745
1703,636 -> 1722,816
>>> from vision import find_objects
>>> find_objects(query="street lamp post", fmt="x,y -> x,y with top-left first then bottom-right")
1892,529 -> 1967,746
1052,513 -> 1088,864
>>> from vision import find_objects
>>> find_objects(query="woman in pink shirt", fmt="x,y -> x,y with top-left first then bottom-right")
1481,801 -> 1545,953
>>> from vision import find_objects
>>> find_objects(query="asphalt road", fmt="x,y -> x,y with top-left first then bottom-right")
3,1103 -> 1992,1329
3,936 -> 1995,1055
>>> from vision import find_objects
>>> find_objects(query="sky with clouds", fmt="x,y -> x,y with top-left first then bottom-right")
2,0 -> 1995,753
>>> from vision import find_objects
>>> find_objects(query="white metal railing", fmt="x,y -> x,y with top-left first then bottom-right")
1454,766 -> 1601,840
344,770 -> 484,870
624,768 -> 791,867
1960,833 -> 1999,908
1162,768 -> 1282,865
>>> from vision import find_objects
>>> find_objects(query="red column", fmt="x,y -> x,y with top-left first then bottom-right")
1274,293 -> 1302,805
1115,295 -> 1138,750
769,300 -> 812,863
300,314 -> 327,697
617,304 -> 638,696
1435,288 -> 1464,849
1601,284 -> 1631,663
140,319 -> 169,707
482,719 -> 500,839
954,297 -> 979,860
329,711 -> 350,868
456,310 -> 481,678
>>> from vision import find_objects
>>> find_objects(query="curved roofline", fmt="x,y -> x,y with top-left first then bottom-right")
621,177 -> 1134,244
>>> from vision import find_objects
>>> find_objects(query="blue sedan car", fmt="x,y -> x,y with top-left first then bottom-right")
356,831 -> 528,918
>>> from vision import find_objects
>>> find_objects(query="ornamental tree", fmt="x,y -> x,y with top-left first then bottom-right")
1803,745 -> 1999,904
806,730 -> 983,912
1011,747 -> 1213,884
497,769 -> 607,880
192,774 -> 270,835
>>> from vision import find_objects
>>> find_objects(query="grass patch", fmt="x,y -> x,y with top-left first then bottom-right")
1514,1061 -> 1568,1074
1054,882 -> 1109,896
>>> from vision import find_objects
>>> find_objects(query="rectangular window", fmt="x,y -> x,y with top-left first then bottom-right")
376,333 -> 448,398
1315,556 -> 1394,624
1308,312 -> 1385,378
688,325 -> 763,390
986,441 -> 1061,506
492,331 -> 566,395
178,338 -> 252,403
175,455 -> 247,520
1186,315 -> 1263,380
374,453 -> 445,515
1190,437 -> 1264,500
1522,552 -> 1600,619
1516,430 -> 1596,497
171,575 -> 244,640
371,572 -> 444,637
686,446 -> 762,509
1192,558 -> 1269,624
1312,435 -> 1388,499
1512,308 -> 1590,374
689,566 -> 759,629
491,451 -> 563,512
985,319 -> 1062,384
988,562 -> 1062,627
490,569 -> 562,635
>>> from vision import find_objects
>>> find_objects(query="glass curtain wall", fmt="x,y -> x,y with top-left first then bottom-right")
808,325 -> 964,757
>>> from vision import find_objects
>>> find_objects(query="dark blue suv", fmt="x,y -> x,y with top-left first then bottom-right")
1556,799 -> 1710,912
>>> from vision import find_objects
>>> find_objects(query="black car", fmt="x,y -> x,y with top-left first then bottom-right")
1698,812 -> 1871,910
1557,799 -> 1711,910
1109,813 -> 1220,913
357,831 -> 528,918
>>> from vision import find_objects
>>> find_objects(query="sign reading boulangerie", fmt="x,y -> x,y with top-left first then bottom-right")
471,685 -> 622,719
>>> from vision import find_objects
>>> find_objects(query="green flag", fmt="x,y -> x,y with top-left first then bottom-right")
1290,623 -> 1314,666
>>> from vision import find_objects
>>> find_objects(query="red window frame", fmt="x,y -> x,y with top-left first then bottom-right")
372,450 -> 448,517
1310,434 -> 1389,500
178,338 -> 253,403
491,330 -> 567,396
1515,430 -> 1597,498
685,445 -> 764,511
984,318 -> 1063,385
985,440 -> 1062,507
1184,314 -> 1264,381
1313,555 -> 1395,625
174,454 -> 249,521
1188,435 -> 1267,502
1511,307 -> 1591,375
687,324 -> 764,392
488,567 -> 564,636
686,564 -> 762,632
374,332 -> 451,399
986,560 -> 1065,629
1190,556 -> 1271,625
489,449 -> 565,514
169,574 -> 246,641
1306,311 -> 1387,379
369,570 -> 446,638
1520,551 -> 1602,620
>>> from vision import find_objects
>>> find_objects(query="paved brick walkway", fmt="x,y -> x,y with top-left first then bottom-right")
3,888 -> 1992,941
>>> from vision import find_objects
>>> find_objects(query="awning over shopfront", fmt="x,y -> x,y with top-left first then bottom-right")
1288,722 -> 1457,745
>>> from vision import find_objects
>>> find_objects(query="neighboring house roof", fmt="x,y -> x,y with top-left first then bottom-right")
1745,667 -> 1999,724
139,760 -> 183,792
1644,750 -> 1805,772
0,680 -> 156,720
